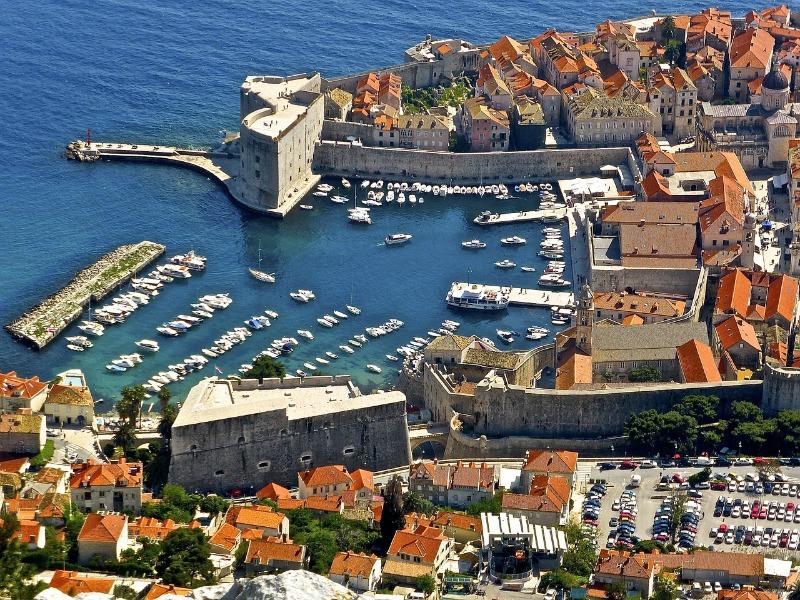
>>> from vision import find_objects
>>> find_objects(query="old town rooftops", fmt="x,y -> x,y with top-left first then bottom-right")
592,290 -> 687,318
595,549 -> 659,578
0,411 -> 42,434
602,202 -> 699,225
329,551 -> 380,578
729,27 -> 774,69
46,383 -> 93,406
0,371 -> 47,399
70,458 -> 142,489
77,512 -> 127,543
246,536 -> 305,564
299,464 -> 352,487
388,525 -> 449,563
715,316 -> 760,352
523,450 -> 578,474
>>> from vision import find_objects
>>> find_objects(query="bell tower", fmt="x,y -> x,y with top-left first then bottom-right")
741,212 -> 756,270
576,283 -> 594,354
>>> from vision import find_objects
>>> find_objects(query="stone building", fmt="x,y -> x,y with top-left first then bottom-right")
392,114 -> 450,150
235,74 -> 324,215
0,410 -> 45,455
324,88 -> 353,121
169,376 -> 410,492
328,552 -> 382,592
728,28 -> 775,103
77,512 -> 128,564
44,369 -> 94,427
697,70 -> 799,169
245,536 -> 306,575
647,67 -> 698,139
457,97 -> 510,151
593,550 -> 660,598
407,459 -> 495,509
383,525 -> 452,585
564,87 -> 658,147
69,458 -> 143,514
510,96 -> 547,150
0,371 -> 47,413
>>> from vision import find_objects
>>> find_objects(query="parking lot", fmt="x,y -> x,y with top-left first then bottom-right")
581,459 -> 800,559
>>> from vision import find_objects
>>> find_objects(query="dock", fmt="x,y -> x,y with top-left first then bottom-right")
5,241 -> 165,349
473,208 -> 567,226
450,282 -> 574,308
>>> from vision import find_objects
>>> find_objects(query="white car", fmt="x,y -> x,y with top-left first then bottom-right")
544,589 -> 558,600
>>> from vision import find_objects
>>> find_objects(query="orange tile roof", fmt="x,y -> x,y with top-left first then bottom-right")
595,550 -> 659,578
329,551 -> 380,578
350,469 -> 374,493
699,176 -> 745,232
388,525 -> 449,564
409,461 -> 436,481
230,505 -> 287,530
673,152 -> 754,197
77,512 -> 127,543
652,551 -> 763,577
593,291 -> 686,319
16,519 -> 43,546
765,274 -> 799,323
209,523 -> 241,553
129,516 -> 180,540
718,590 -> 777,600
716,269 -> 753,318
555,344 -> 593,390
255,482 -> 291,501
488,35 -> 527,62
246,536 -> 305,565
622,314 -> 644,325
50,570 -> 115,595
70,459 -> 142,489
299,465 -> 352,488
429,511 -> 482,534
641,170 -> 672,199
715,316 -> 760,352
523,450 -> 578,474
144,583 -> 191,599
241,528 -> 264,541
276,498 -> 305,511
729,28 -> 774,69
530,474 -> 571,503
677,339 -> 722,383
0,371 -> 47,400
304,495 -> 344,513
0,457 -> 29,474
502,491 -> 562,512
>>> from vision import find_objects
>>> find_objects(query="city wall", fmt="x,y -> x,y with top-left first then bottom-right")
313,142 -> 637,184
590,263 -> 704,298
762,363 -> 800,414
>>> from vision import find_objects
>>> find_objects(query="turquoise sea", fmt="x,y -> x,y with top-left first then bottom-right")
1,0 -> 754,407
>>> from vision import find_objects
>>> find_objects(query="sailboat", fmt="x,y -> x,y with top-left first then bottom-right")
249,241 -> 275,283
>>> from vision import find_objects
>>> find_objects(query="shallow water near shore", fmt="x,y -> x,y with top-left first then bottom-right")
2,0 -> 754,405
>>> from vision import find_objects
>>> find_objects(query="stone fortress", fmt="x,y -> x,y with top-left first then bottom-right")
169,375 -> 410,493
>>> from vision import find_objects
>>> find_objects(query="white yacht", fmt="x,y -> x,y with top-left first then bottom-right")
385,233 -> 412,245
317,318 -> 334,328
495,259 -> 516,268
298,329 -> 314,340
501,236 -> 526,245
333,310 -> 348,319
339,344 -> 355,354
348,210 -> 372,224
366,364 -> 382,373
461,239 -> 487,249
446,283 -> 510,311
346,305 -> 361,315
135,339 -> 160,352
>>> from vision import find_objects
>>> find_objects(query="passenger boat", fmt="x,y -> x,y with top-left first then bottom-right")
462,239 -> 487,249
446,283 -> 510,311
366,364 -> 382,373
385,233 -> 412,245
135,339 -> 160,352
497,329 -> 515,344
501,236 -> 526,245
495,259 -> 516,268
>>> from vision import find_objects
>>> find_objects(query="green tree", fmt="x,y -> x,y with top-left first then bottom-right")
465,492 -> 503,516
652,573 -> 680,600
788,580 -> 800,600
628,365 -> 662,382
674,395 -> 719,424
113,584 -> 138,599
117,385 -> 146,427
664,39 -> 682,64
541,569 -> 581,590
776,411 -> 800,454
687,467 -> 710,487
30,440 -> 55,469
63,502 -> 85,563
306,529 -> 338,573
607,583 -> 628,600
633,539 -> 666,554
669,492 -> 687,544
403,491 -> 435,516
156,528 -> 215,588
381,476 -> 406,546
243,355 -> 285,380
199,495 -> 229,518
625,410 -> 698,454
661,15 -> 676,41
416,574 -> 437,595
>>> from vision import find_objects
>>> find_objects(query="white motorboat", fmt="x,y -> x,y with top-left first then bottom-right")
366,364 -> 382,373
495,259 -> 516,268
300,204 -> 314,210
317,318 -> 334,328
501,236 -> 527,245
296,369 -> 307,377
264,309 -> 279,319
446,283 -> 510,311
323,314 -> 339,325
67,344 -> 86,352
339,344 -> 354,354
157,326 -> 179,337
290,290 -> 313,303
385,233 -> 412,245
316,357 -> 329,365
496,329 -> 515,344
303,362 -> 318,371
105,363 -> 126,372
354,334 -> 367,343
346,305 -> 361,315
202,348 -> 218,358
341,178 -> 351,188
317,183 -> 333,192
298,329 -> 314,340
349,339 -> 362,347
78,322 -> 104,336
462,239 -> 487,249
520,266 -> 536,272
333,310 -> 348,319
136,339 -> 160,352
397,193 -> 406,205
66,336 -> 92,347
361,180 -> 371,188
539,274 -> 571,288
330,195 -> 349,204
349,210 -> 371,224
386,354 -> 399,361
326,351 -> 338,359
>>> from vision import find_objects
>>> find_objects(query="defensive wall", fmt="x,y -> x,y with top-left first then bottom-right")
762,363 -> 800,414
313,142 -> 639,184
424,362 -> 762,440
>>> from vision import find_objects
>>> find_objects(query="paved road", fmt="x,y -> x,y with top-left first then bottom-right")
585,462 -> 800,559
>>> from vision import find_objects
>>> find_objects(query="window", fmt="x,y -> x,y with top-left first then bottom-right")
258,460 -> 271,470
254,170 -> 260,178
214,470 -> 225,477
300,454 -> 312,462
343,446 -> 355,456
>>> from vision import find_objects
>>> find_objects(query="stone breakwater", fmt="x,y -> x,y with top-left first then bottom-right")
5,241 -> 165,349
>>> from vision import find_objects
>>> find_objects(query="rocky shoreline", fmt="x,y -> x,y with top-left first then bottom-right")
5,241 -> 165,349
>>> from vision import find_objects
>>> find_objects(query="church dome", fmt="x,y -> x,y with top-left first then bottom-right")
763,69 -> 789,91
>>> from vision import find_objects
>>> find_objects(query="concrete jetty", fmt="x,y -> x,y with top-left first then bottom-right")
473,208 -> 567,226
450,282 -> 574,308
5,241 -> 165,349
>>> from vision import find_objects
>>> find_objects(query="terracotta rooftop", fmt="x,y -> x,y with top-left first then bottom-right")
299,464 -> 352,488
209,522 -> 241,553
246,536 -> 305,565
229,505 -> 287,530
255,482 -> 291,501
602,202 -> 698,225
593,290 -> 686,319
0,371 -> 47,400
77,512 -> 127,543
0,411 -> 43,435
765,274 -> 799,323
70,458 -> 142,489
144,583 -> 191,599
523,450 -> 578,474
329,551 -> 380,578
729,27 -> 774,69
677,339 -> 722,383
595,549 -> 658,578
129,516 -> 180,540
50,570 -> 115,595
350,468 -> 374,492
716,269 -> 753,318
715,316 -> 760,353
653,550 -> 764,577
387,525 -> 449,564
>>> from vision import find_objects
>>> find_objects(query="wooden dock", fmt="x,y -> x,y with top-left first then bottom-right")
473,208 -> 567,226
451,282 -> 574,308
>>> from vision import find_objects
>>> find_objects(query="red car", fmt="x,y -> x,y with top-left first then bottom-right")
759,508 -> 768,519
620,461 -> 639,470
672,473 -> 686,483
718,523 -> 729,533
751,508 -> 760,519
711,481 -> 727,490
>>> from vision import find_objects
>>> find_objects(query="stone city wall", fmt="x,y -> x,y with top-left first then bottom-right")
590,263 -> 703,298
313,142 -> 636,184
762,362 -> 800,414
